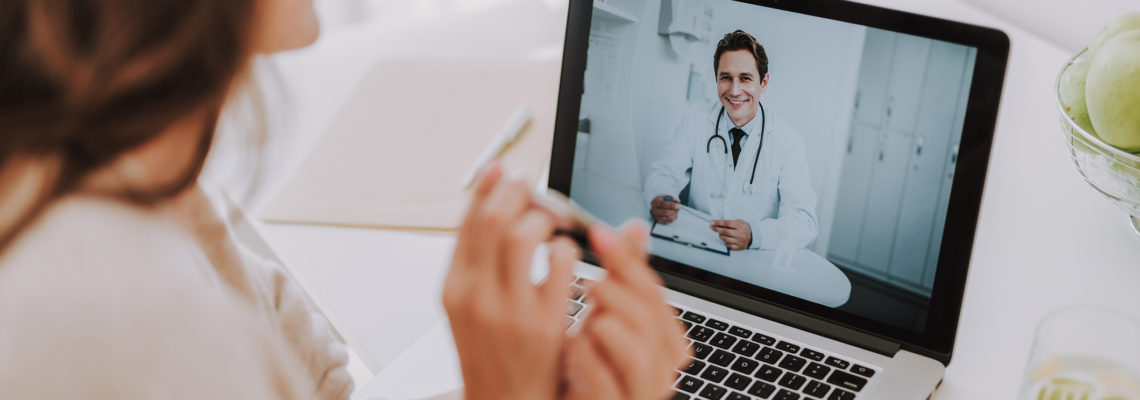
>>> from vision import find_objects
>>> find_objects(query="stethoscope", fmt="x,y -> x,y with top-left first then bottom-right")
705,102 -> 766,198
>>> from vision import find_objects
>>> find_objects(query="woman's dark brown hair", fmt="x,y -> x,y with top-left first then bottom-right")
0,0 -> 260,248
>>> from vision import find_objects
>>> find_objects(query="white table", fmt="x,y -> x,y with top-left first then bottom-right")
247,1 -> 1140,399
651,237 -> 852,308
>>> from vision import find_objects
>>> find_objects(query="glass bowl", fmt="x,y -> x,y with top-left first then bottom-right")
1056,49 -> 1140,237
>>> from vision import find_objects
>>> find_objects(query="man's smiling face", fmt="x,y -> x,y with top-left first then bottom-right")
716,49 -> 768,126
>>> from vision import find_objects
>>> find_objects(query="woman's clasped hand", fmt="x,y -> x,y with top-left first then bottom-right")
444,163 -> 691,400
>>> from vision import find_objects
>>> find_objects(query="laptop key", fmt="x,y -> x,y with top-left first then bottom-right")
752,333 -> 777,346
710,332 -> 738,349
803,362 -> 831,380
800,348 -> 825,362
747,381 -> 777,398
731,339 -> 760,357
682,320 -> 694,331
827,389 -> 855,400
724,372 -> 753,391
754,364 -> 783,382
566,300 -> 583,316
756,347 -> 783,364
728,326 -> 753,338
826,370 -> 868,392
569,284 -> 586,301
708,349 -> 736,367
673,307 -> 684,316
671,392 -> 692,400
774,389 -> 801,400
676,375 -> 704,393
726,392 -> 750,400
690,326 -> 715,342
850,364 -> 875,378
778,354 -> 807,373
683,359 -> 707,375
778,373 -> 807,391
824,357 -> 850,370
706,319 -> 729,331
803,380 -> 831,398
775,341 -> 801,354
682,311 -> 708,324
691,342 -> 713,360
730,357 -> 759,375
698,384 -> 728,400
701,365 -> 730,383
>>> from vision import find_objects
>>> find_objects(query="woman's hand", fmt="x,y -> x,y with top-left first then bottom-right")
443,163 -> 579,400
562,222 -> 691,400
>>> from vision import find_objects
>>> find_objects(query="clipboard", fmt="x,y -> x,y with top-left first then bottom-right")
650,205 -> 730,256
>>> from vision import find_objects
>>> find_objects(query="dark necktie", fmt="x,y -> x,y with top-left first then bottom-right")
730,128 -> 746,168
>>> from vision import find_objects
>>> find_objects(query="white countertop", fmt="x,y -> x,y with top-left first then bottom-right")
238,1 -> 1140,398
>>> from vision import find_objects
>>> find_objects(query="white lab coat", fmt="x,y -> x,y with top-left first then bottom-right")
644,103 -> 818,250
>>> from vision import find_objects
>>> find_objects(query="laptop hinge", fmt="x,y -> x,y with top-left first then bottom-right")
660,271 -> 902,358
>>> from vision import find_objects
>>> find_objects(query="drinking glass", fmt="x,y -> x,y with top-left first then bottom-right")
1020,306 -> 1140,400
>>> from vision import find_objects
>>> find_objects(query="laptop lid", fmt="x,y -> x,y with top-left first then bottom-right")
548,0 -> 1008,364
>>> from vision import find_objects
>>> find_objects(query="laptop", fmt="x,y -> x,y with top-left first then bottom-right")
360,0 -> 1008,399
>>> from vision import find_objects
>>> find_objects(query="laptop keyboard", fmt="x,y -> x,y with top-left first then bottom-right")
562,276 -> 879,400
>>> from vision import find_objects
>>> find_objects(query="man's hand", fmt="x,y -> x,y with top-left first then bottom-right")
711,219 -> 752,250
650,195 -> 680,225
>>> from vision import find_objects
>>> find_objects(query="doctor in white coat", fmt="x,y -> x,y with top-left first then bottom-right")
645,30 -> 818,251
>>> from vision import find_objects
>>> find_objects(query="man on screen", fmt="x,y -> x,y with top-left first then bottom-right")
645,30 -> 818,251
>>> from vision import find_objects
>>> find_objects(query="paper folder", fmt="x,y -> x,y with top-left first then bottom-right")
260,59 -> 560,230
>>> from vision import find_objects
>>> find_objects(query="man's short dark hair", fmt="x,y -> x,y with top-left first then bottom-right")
714,30 -> 768,77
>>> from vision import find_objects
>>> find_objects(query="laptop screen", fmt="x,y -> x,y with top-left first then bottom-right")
565,0 -> 979,335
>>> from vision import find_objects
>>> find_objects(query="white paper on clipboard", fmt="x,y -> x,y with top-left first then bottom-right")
650,204 -> 729,255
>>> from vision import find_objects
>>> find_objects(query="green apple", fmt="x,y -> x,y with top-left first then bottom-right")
1060,58 -> 1096,135
1086,30 -> 1140,152
1088,12 -> 1140,57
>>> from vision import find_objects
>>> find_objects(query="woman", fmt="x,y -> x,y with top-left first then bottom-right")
0,0 -> 686,399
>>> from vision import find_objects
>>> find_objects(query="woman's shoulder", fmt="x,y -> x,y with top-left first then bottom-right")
0,195 -> 213,329
0,195 -> 314,398
1,195 -> 200,277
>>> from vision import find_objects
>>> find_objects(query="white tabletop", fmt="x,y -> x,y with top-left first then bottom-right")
248,1 -> 1140,399
651,237 -> 852,308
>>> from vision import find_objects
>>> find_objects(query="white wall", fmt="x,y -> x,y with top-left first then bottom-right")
578,0 -> 865,253
960,0 -> 1137,53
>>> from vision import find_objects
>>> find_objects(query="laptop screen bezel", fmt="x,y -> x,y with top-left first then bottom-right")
548,0 -> 1009,363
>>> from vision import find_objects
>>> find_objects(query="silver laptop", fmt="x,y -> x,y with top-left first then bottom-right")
360,0 -> 1008,399
544,0 -> 1008,399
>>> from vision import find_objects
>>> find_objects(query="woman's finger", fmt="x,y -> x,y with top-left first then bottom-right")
563,335 -> 623,400
582,314 -> 664,399
503,210 -> 557,293
624,220 -> 650,252
474,175 -> 532,278
583,280 -> 658,342
452,164 -> 505,276
593,279 -> 690,370
539,237 -> 580,309
469,162 -> 503,212
590,223 -> 659,291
